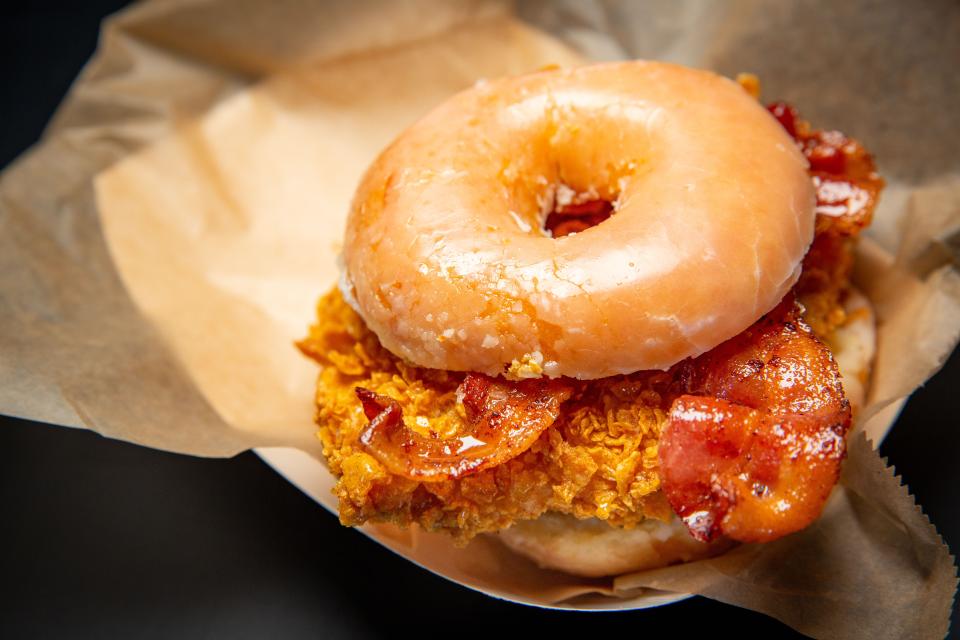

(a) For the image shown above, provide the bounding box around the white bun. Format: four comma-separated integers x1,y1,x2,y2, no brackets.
497,289,876,577
831,288,876,413
498,512,730,578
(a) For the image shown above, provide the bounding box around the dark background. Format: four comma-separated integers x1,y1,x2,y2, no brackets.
1,2,956,638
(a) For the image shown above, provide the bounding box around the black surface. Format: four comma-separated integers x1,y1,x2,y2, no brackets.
0,3,956,638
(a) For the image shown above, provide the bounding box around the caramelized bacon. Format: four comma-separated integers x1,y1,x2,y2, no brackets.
768,101,883,335
659,300,851,543
769,101,883,237
356,374,572,482
807,130,882,237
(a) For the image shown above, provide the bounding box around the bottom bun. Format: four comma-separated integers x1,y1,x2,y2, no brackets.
498,512,731,578
497,289,876,578
830,288,876,414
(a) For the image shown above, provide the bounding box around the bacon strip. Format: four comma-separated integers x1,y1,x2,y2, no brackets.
659,300,851,543
356,374,572,482
769,101,883,237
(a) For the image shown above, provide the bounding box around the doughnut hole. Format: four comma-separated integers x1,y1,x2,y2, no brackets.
543,192,614,238
494,94,656,240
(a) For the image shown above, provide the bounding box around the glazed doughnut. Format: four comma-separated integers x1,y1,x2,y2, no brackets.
498,513,730,578
342,61,816,379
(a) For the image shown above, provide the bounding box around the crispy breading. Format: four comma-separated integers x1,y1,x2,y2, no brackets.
298,290,676,543
299,277,849,543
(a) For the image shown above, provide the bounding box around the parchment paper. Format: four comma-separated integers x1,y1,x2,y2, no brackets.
1,0,958,637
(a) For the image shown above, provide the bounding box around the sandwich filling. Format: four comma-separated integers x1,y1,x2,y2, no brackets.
298,100,882,545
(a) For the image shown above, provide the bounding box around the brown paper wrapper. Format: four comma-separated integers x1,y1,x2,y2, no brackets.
1,0,957,636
